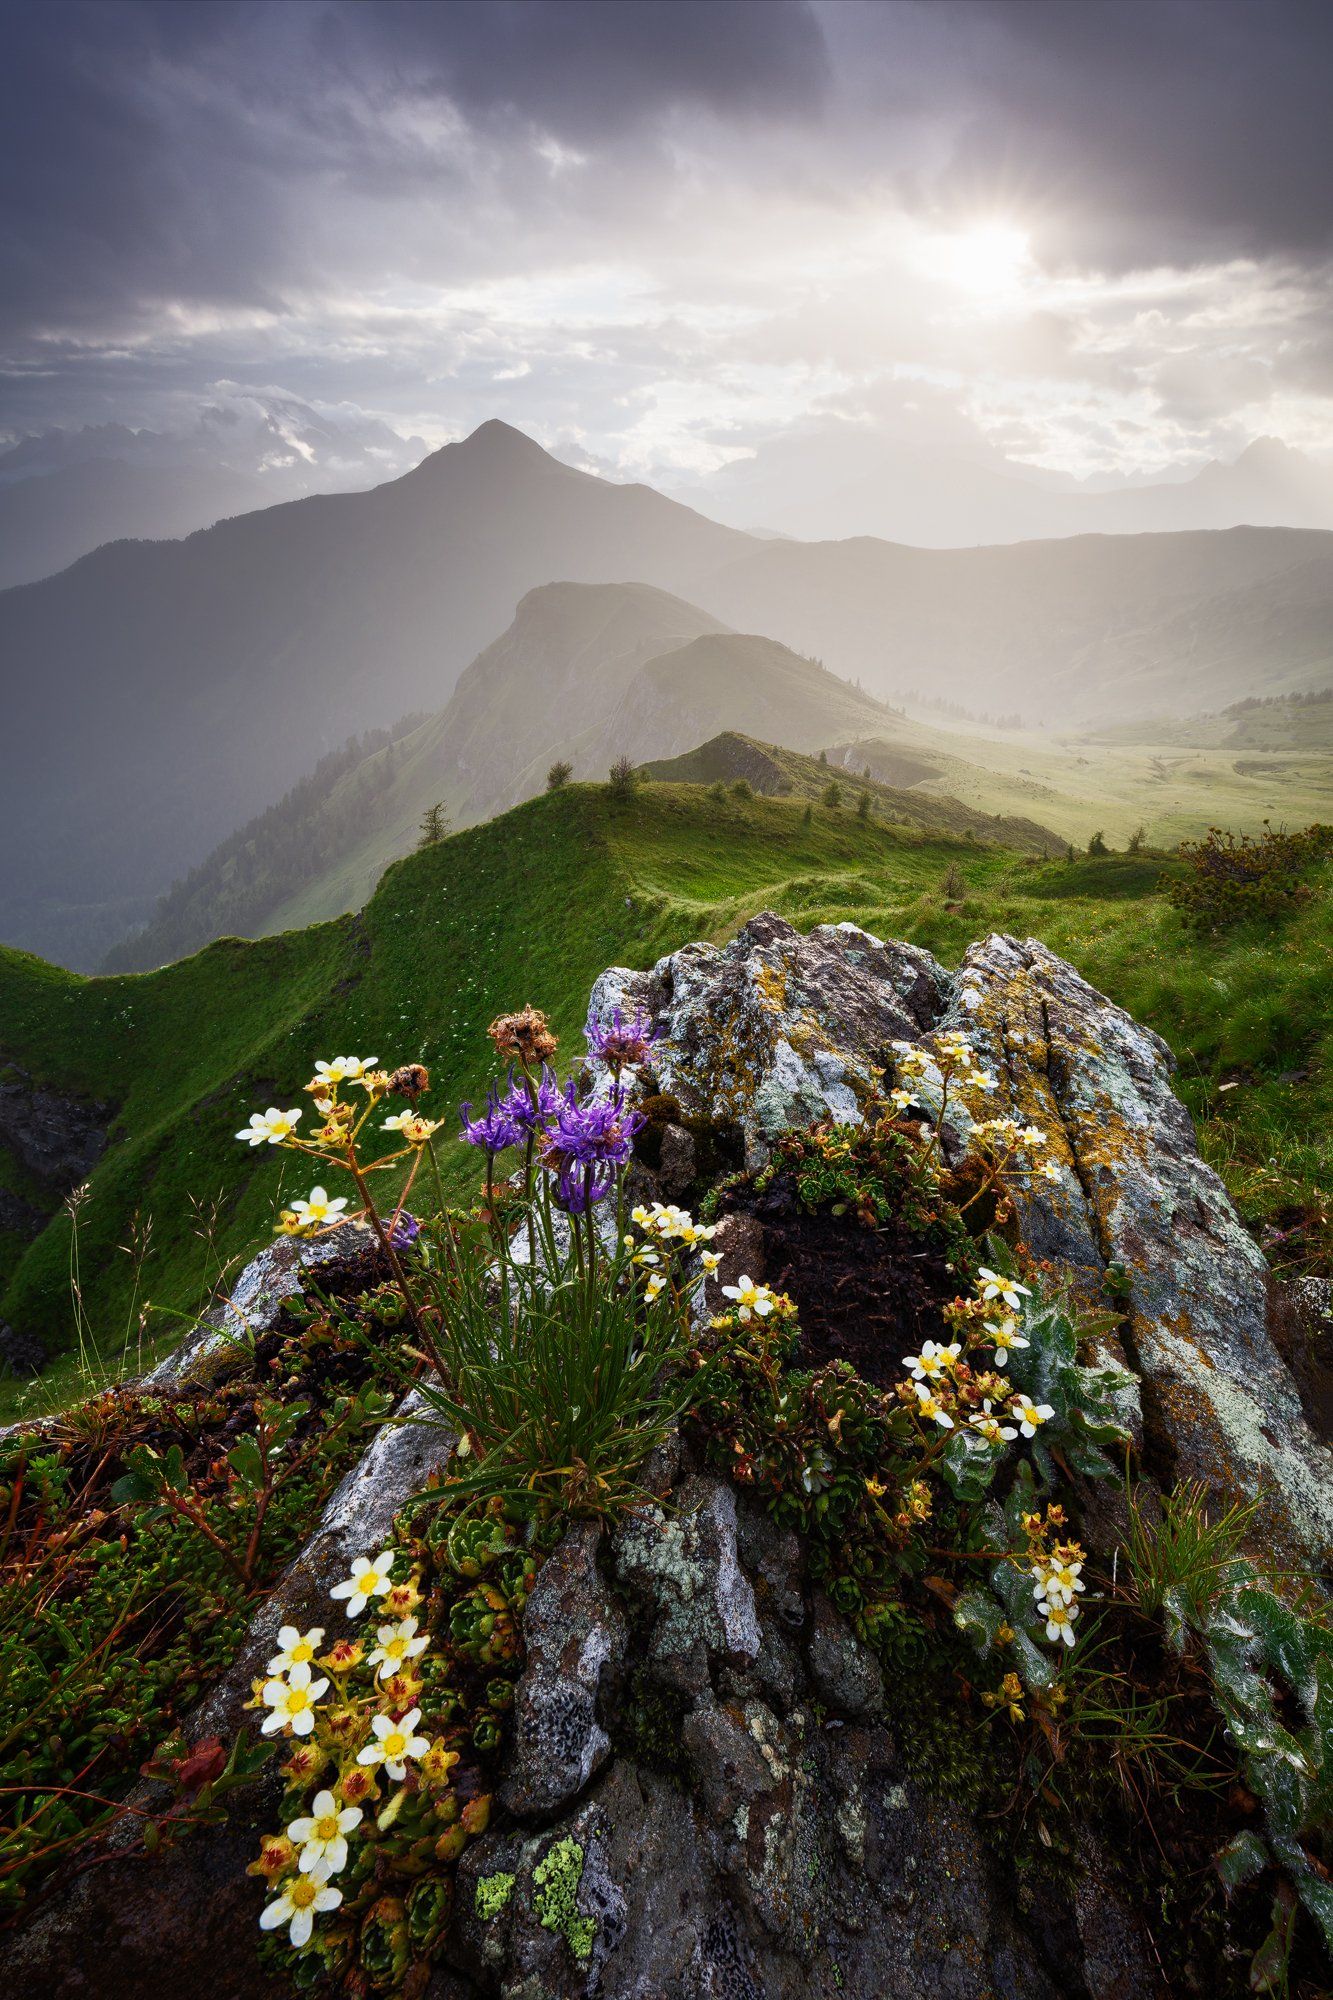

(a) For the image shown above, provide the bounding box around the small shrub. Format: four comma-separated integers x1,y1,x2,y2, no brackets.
822,781,842,809
417,803,450,849
607,756,637,800
545,760,573,792
857,790,871,819
1087,830,1108,856
731,778,753,801
1169,821,1332,929
1127,825,1146,853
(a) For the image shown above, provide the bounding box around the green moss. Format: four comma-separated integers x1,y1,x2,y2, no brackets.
474,1871,516,1921
533,1836,596,1962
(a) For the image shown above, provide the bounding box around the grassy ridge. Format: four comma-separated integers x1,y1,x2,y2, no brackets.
2,781,1329,1414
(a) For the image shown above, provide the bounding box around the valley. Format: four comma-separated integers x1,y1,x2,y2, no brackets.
6,421,1333,971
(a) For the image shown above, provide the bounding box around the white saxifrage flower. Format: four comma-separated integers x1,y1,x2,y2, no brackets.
289,1187,348,1229
1038,1596,1079,1647
901,1339,960,1381
356,1707,430,1782
985,1316,1030,1358
1010,1393,1055,1439
236,1107,303,1147
721,1276,776,1321
1039,1554,1086,1605
976,1267,1032,1314
913,1383,955,1429
267,1625,325,1677
260,1861,342,1948
287,1789,363,1876
330,1550,396,1618
367,1616,429,1683
261,1662,329,1736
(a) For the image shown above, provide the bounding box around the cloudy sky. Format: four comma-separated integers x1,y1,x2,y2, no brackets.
5,0,1333,501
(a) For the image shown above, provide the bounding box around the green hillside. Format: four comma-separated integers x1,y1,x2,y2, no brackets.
641,732,1066,854
4,777,1331,1418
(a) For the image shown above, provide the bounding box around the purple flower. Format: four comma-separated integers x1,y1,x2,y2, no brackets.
546,1080,643,1169
498,1065,561,1135
554,1162,616,1214
459,1087,523,1155
585,1003,660,1072
390,1212,421,1249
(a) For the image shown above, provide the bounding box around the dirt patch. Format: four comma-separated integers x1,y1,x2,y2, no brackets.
722,1179,964,1387
1267,1274,1333,1446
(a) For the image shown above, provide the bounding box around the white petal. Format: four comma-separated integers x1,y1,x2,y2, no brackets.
260,1899,291,1931
290,1908,313,1949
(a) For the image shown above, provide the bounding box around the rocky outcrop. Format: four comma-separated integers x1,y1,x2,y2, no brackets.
449,1465,1158,2000
145,1221,380,1393
0,1067,114,1372
588,910,948,1167
592,913,1333,1581
0,1068,112,1191
10,911,1329,1997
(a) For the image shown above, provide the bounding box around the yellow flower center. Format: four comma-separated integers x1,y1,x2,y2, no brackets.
364,1571,384,1593
383,1731,407,1758
313,1813,340,1842
386,1637,407,1659
287,1689,311,1714
292,1642,313,1663
289,1877,318,1911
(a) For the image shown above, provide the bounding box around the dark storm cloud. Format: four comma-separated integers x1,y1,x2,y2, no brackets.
0,0,827,346
336,0,829,135
927,0,1333,269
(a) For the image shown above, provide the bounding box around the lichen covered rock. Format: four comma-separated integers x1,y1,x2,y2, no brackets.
588,911,948,1166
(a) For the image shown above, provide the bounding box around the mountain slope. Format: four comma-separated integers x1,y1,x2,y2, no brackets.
0,423,751,968
1,779,1040,1364
105,584,902,968
0,458,272,592
639,733,1066,855
6,776,1331,1414
696,524,1333,720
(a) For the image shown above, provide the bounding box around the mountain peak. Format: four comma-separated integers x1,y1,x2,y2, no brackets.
456,418,555,462
403,418,563,487
1233,435,1306,471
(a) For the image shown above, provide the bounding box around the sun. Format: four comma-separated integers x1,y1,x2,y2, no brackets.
932,222,1032,299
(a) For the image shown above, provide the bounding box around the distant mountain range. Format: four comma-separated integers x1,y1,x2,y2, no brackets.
5,419,1333,969
677,434,1333,547
0,398,428,590
0,424,750,966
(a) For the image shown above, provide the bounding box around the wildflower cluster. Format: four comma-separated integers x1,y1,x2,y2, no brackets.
627,1200,720,1303
1017,1503,1086,1647
251,1552,454,1955
244,1500,553,1989
896,1266,1054,1472
455,1007,653,1218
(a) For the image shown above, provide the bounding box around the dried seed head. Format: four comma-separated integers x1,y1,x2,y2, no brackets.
488,1003,558,1065
388,1063,431,1100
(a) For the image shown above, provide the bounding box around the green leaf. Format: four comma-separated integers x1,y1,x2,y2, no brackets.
226,1438,263,1489
941,1427,1001,1503
1215,1830,1269,1894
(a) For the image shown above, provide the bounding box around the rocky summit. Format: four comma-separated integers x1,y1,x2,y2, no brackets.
5,915,1331,2000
